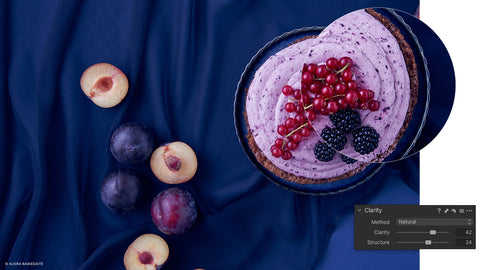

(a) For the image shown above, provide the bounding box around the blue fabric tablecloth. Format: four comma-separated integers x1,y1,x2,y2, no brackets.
1,1,419,269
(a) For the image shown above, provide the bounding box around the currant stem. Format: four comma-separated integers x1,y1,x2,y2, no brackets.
335,63,350,74
289,97,300,103
325,94,345,101
286,122,308,138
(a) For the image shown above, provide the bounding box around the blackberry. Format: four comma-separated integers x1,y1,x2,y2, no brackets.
321,127,347,151
352,126,380,155
340,154,357,164
329,108,361,134
314,142,336,162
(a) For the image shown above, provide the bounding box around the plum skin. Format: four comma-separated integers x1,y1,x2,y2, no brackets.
110,122,155,165
151,188,197,235
100,168,143,214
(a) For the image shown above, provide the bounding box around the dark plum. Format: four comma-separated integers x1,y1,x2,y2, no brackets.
110,122,155,165
151,188,197,235
100,168,143,214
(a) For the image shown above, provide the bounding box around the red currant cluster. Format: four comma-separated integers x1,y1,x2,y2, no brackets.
270,56,381,160
301,57,380,113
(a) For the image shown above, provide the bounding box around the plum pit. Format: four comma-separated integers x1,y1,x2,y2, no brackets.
165,156,182,171
94,76,113,92
138,251,154,265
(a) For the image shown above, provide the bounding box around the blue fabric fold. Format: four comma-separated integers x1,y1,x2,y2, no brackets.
1,1,419,269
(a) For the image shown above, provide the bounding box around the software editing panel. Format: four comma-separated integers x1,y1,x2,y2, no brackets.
354,205,475,250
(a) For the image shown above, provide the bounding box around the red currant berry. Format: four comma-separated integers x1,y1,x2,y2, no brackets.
358,89,370,101
369,100,380,111
313,97,326,110
349,100,359,109
319,108,330,115
315,64,329,78
275,138,284,147
282,149,293,160
286,141,298,151
295,113,305,124
282,85,293,96
326,100,339,114
325,73,337,85
345,90,359,105
310,82,321,94
326,57,339,70
302,63,308,73
293,89,302,100
341,69,353,82
305,110,316,121
296,104,303,113
285,102,296,113
339,56,354,69
336,97,348,110
271,145,283,158
300,127,311,137
358,101,369,110
285,118,297,129
302,72,313,84
367,89,375,100
321,85,334,98
306,63,317,74
334,83,347,94
301,82,309,92
347,80,358,90
291,133,302,143
277,125,288,136
301,94,310,106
